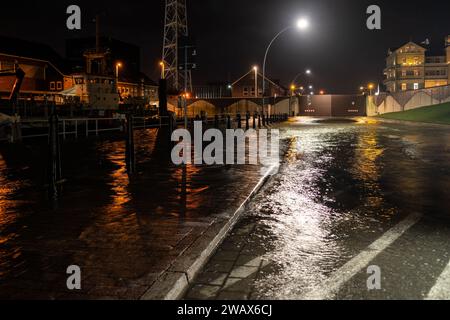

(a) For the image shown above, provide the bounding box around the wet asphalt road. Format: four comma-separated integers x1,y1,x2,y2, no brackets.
185,117,450,300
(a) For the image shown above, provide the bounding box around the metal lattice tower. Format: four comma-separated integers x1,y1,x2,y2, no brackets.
162,0,192,92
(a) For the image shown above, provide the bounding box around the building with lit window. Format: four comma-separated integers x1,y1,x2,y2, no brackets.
0,36,73,100
384,36,450,92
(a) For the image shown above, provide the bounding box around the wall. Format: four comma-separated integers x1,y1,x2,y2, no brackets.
372,84,450,115
298,95,366,117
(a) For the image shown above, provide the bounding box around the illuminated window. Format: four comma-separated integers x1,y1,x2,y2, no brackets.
401,83,407,91
56,82,63,90
413,83,419,90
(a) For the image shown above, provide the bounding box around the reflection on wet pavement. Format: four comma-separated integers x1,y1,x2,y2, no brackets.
186,118,450,300
0,128,267,299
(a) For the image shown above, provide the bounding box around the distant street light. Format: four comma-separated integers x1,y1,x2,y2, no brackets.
291,69,312,90
368,83,375,96
262,18,310,120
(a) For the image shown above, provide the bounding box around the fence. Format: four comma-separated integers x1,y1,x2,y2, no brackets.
16,116,166,140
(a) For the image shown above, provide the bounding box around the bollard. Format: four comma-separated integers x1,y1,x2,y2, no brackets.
245,112,250,131
48,106,61,200
258,114,261,128
227,115,231,129
126,112,136,174
262,114,266,126
253,113,257,129
237,114,242,129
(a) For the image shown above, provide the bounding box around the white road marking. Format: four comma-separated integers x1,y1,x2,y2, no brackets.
299,212,423,300
426,261,450,300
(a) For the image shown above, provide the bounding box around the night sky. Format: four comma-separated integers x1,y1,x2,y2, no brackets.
1,0,450,93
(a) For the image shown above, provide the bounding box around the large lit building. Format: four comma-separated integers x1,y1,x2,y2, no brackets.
0,36,72,100
384,36,450,92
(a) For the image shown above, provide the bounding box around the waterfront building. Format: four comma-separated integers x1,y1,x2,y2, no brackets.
384,36,450,92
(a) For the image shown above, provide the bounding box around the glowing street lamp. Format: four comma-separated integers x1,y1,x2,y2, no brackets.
368,83,375,96
262,17,310,120
160,61,165,79
291,69,312,88
297,18,310,30
115,62,122,94
115,62,122,80
253,66,258,97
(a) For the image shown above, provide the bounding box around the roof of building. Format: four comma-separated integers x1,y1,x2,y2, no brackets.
0,35,69,73
388,38,449,57
232,69,287,90
120,72,158,87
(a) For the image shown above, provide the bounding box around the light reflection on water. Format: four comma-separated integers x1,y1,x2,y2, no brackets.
246,119,450,299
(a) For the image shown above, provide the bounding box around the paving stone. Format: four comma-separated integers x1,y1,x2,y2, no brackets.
229,266,259,279
223,277,255,293
195,273,228,286
235,255,263,267
204,260,235,273
185,284,221,300
217,291,249,300
212,250,241,262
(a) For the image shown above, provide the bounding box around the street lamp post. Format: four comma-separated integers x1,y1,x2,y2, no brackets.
115,62,122,93
254,66,258,98
289,85,296,116
261,18,309,122
160,61,165,80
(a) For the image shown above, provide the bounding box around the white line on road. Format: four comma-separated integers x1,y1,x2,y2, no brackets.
426,260,450,300
299,212,423,300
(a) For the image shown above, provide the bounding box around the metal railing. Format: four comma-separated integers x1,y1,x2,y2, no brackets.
18,116,168,140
